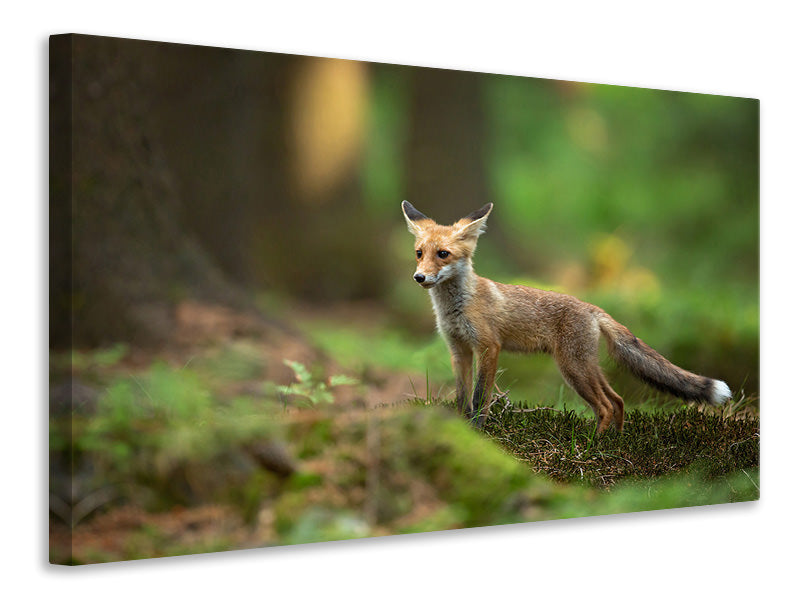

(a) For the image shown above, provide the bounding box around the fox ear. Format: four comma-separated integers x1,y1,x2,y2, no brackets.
455,203,493,240
402,201,432,235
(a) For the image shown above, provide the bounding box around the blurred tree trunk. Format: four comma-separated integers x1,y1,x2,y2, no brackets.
151,49,388,301
149,44,295,288
405,67,492,222
52,35,393,351
49,36,72,348
51,35,244,348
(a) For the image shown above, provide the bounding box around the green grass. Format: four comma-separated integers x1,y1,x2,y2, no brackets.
298,318,453,382
482,400,759,490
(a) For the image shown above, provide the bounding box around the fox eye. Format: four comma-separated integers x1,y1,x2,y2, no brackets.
416,249,422,259
437,250,450,259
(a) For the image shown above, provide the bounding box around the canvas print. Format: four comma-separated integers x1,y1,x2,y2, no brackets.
49,34,759,565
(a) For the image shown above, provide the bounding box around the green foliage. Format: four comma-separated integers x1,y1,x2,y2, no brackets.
50,343,129,381
282,508,371,545
267,359,359,406
193,341,265,384
77,362,283,509
299,320,454,385
483,77,757,287
76,343,130,369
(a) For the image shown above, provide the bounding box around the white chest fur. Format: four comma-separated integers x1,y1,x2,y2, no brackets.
428,264,477,344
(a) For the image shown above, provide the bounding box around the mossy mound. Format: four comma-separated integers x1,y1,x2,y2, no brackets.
484,401,759,488
275,405,560,543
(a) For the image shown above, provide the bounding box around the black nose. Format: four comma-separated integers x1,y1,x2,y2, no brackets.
413,273,425,283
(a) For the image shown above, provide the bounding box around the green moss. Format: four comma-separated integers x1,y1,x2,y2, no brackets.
282,508,371,545
396,410,534,526
274,406,561,538
71,363,286,511
484,403,759,488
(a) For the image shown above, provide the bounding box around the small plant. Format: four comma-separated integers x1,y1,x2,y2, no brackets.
72,343,129,370
270,360,358,407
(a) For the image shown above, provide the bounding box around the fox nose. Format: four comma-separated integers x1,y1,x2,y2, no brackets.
413,273,426,283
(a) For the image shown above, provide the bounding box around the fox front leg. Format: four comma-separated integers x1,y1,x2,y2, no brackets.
470,343,500,429
449,341,474,415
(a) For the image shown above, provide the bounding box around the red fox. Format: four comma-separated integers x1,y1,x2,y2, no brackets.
402,201,731,432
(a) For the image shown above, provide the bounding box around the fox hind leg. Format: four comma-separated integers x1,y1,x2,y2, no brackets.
555,348,617,433
599,375,625,431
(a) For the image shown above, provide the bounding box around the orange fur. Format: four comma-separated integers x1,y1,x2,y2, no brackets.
402,201,731,432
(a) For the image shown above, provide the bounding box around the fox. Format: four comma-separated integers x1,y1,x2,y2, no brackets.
401,200,731,432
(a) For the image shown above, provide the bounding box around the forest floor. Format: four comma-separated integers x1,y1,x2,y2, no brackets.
49,300,759,565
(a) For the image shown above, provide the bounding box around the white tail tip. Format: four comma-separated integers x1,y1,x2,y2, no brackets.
710,379,732,405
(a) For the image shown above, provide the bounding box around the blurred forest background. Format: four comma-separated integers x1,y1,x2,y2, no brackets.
49,35,758,563
51,34,758,394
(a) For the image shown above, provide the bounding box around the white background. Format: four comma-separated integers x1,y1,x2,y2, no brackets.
4,1,797,598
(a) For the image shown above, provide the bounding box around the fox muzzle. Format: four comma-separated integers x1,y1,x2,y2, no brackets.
413,272,436,288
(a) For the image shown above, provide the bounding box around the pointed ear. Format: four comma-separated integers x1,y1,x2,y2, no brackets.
454,203,493,240
401,201,433,236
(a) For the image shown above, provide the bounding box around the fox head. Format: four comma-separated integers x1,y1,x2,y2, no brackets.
401,201,493,289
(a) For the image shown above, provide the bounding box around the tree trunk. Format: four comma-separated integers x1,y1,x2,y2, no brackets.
50,35,243,348
406,67,492,222
148,46,387,300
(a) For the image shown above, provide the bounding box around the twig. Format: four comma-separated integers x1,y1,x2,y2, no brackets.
741,468,760,492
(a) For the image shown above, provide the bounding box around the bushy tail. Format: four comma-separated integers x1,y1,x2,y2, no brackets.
597,313,731,405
